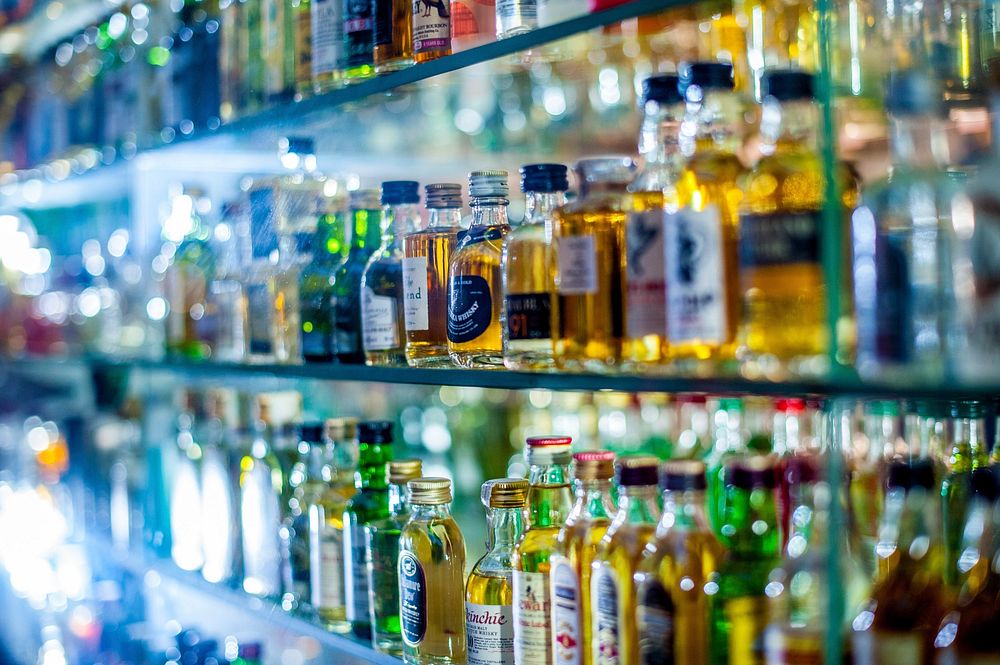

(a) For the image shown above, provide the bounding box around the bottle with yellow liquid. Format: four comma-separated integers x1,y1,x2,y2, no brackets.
466,478,530,665
513,436,574,665
549,451,618,665
635,460,721,665
590,456,661,665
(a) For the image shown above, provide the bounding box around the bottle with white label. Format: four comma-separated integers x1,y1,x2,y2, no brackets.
553,156,636,371
467,478,530,665
362,181,423,366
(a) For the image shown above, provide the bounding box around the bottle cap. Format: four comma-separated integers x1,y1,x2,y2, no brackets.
297,421,325,444
774,398,806,414
679,61,735,98
425,183,463,209
469,170,509,198
950,400,983,418
280,136,314,156
616,455,660,486
727,455,778,489
349,189,381,209
971,467,999,502
381,180,420,205
761,69,815,102
573,156,636,185
661,460,707,491
886,459,936,491
408,477,453,505
325,417,358,440
520,163,569,193
572,450,616,481
525,435,573,465
885,70,941,116
482,478,530,508
358,420,394,444
642,73,683,105
389,458,423,484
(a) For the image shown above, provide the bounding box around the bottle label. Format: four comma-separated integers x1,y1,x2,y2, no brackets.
549,555,581,665
466,602,515,665
412,0,451,53
665,206,727,344
505,293,552,341
448,274,493,343
403,256,430,332
344,0,374,67
362,287,400,351
626,208,668,338
496,0,536,19
312,0,344,77
592,567,620,665
399,551,427,646
557,236,598,295
296,8,313,85
738,212,820,267
513,570,552,665
344,522,370,621
636,580,674,665
852,630,924,665
373,0,392,46
763,626,823,665
724,596,768,665
315,530,344,609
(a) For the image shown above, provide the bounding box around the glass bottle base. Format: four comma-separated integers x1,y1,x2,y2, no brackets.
317,613,352,634
503,352,556,372
375,56,414,73
737,350,830,380
365,350,408,366
344,64,375,83
403,653,463,665
450,350,506,369
352,622,372,640
373,634,404,657
406,350,455,368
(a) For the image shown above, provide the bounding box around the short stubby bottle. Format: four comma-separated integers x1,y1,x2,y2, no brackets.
466,478,530,665
448,171,511,368
343,0,375,81
362,181,423,366
553,157,635,372
502,163,569,371
412,0,452,63
399,477,467,665
496,0,535,38
332,190,383,363
373,0,413,73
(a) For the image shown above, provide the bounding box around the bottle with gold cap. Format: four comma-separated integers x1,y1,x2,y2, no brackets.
467,478,530,665
366,458,423,655
549,451,618,665
590,456,661,665
399,477,467,665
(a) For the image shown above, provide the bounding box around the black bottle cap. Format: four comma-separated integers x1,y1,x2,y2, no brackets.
886,459,936,491
381,180,420,205
642,73,683,105
358,420,394,444
972,467,1000,501
616,455,660,486
728,455,778,490
661,460,707,491
679,61,735,98
884,70,941,116
761,69,815,102
238,643,262,660
281,136,314,155
297,421,325,444
520,163,569,193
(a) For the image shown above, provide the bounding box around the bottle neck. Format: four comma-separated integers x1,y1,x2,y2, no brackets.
638,100,683,167
681,89,742,157
615,484,660,525
350,207,382,251
660,488,710,530
954,416,987,465
760,99,819,156
486,505,526,552
388,481,411,516
574,478,615,520
522,191,566,227
890,115,950,169
889,487,942,572
786,480,828,556
382,203,421,250
355,442,390,491
427,207,463,229
527,460,573,527
722,485,779,557
469,196,510,229
411,503,453,520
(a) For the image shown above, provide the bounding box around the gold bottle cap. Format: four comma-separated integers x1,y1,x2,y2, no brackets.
481,478,529,509
572,451,616,481
408,477,453,505
389,459,423,484
325,417,358,441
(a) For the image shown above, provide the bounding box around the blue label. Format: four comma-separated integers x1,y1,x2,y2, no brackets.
448,275,493,343
399,551,426,646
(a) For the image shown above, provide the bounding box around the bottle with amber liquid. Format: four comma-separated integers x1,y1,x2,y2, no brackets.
399,477,467,665
373,0,413,72
941,401,989,591
635,460,721,665
466,478,530,665
404,183,462,367
553,157,635,372
412,0,451,62
590,456,661,665
549,451,617,665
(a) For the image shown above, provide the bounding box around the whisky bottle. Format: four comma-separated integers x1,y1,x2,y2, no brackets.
550,451,617,665
285,422,328,609
553,157,635,372
310,417,358,632
373,0,413,73
311,0,344,92
513,436,574,665
333,190,383,363
342,421,395,639
704,397,746,535
666,62,744,370
164,186,215,360
362,181,422,366
399,477,467,665
448,171,511,368
467,478,530,665
294,0,312,97
941,401,988,590
343,0,375,81
367,458,423,655
849,400,899,577
625,74,683,368
635,460,721,665
261,0,295,101
301,188,347,362
590,456,661,665
412,0,451,63
404,183,462,367
502,163,568,371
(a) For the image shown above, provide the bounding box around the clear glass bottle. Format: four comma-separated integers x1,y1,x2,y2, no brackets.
200,389,239,585
625,74,683,369
343,0,375,81
513,436,574,665
590,456,661,665
404,183,463,367
399,477,467,665
448,171,511,368
549,451,617,665
311,0,345,92
367,458,423,656
373,0,413,73
241,397,286,598
412,0,451,63
245,181,280,363
363,181,422,366
301,186,347,362
502,163,568,371
495,0,535,38
941,401,988,590
849,400,900,578
164,186,215,360
285,422,327,608
207,201,248,363
170,391,206,572
466,478,529,665
294,0,313,98
553,157,635,372
333,189,383,363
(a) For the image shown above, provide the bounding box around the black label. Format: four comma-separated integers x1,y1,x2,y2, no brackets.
344,0,374,67
637,581,675,665
505,293,551,341
448,275,493,343
399,551,426,646
873,231,911,362
739,212,821,267
373,0,392,46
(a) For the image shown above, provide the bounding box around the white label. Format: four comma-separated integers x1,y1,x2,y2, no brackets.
852,630,923,665
311,0,344,77
467,602,515,665
513,570,553,665
664,206,726,344
317,530,344,608
557,236,598,295
591,566,619,665
549,555,581,665
362,288,400,351
626,208,667,338
403,256,430,332
412,0,450,54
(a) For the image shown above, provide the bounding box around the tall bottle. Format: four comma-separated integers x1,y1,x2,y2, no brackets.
362,181,422,366
241,397,286,598
404,183,462,367
373,0,413,73
466,478,530,665
301,186,347,362
200,389,239,585
941,401,988,590
170,391,206,572
553,157,635,371
285,422,328,608
207,201,248,363
367,458,423,656
412,0,451,63
625,74,683,368
502,163,568,371
549,451,617,665
590,456,661,665
342,420,394,638
164,186,215,360
333,190,383,363
311,0,344,92
448,171,511,368
513,436,574,665
848,400,900,577
343,0,375,81
704,397,746,534
635,460,721,665
399,477,467,665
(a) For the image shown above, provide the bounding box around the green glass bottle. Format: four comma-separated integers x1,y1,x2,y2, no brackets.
941,401,988,589
705,398,746,536
301,189,347,362
332,190,383,364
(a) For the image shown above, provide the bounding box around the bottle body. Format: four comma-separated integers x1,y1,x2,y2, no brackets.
362,247,407,365
373,0,414,72
343,0,375,81
449,226,509,368
404,226,458,367
311,0,345,92
333,200,383,363
495,0,535,38
412,0,452,63
310,480,355,631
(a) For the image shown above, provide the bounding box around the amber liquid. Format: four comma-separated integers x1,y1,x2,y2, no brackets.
556,514,613,665
374,0,414,72
310,482,356,632
503,223,556,371
268,268,301,364
404,228,456,367
449,228,509,369
623,189,670,367
466,569,512,606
